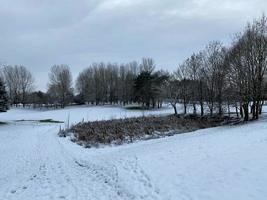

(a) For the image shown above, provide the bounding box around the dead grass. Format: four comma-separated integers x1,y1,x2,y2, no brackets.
38,119,64,123
69,115,235,148
0,121,7,125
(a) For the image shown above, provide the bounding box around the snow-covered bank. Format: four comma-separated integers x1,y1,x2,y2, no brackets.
0,106,267,200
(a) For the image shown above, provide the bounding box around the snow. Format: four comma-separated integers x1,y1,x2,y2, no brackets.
0,105,174,125
0,105,267,200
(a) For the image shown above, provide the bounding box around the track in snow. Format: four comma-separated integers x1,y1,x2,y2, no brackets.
0,122,161,200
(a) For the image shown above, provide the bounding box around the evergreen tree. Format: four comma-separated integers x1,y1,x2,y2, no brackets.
134,71,168,108
134,71,153,108
0,79,8,112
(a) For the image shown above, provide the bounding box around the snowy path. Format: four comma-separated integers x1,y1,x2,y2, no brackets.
0,123,161,200
0,106,267,200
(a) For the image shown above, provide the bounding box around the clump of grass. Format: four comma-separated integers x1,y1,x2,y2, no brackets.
15,119,30,122
38,119,64,123
0,121,7,125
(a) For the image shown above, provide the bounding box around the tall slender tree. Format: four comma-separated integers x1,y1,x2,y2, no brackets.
0,78,8,112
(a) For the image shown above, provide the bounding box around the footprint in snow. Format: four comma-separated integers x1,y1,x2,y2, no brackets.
10,190,16,194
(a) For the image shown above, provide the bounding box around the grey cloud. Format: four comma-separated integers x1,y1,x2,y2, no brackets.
0,0,266,90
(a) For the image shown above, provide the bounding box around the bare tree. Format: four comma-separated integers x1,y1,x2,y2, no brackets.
1,66,17,104
48,65,73,108
175,63,191,114
18,66,34,106
139,58,155,73
1,65,34,106
203,41,226,116
76,61,139,106
0,77,8,112
166,75,180,115
227,15,267,121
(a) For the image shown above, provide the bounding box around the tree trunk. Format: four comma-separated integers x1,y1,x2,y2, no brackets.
184,103,187,115
172,104,177,115
259,101,263,115
240,104,243,118
209,101,213,117
243,103,249,121
218,91,223,116
255,100,260,119
235,105,239,118
199,81,204,117
200,102,204,116
227,100,230,117
251,102,256,119
193,103,197,115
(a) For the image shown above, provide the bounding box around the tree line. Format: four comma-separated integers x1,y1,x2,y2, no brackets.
0,59,168,109
76,58,169,108
0,15,267,121
166,15,267,121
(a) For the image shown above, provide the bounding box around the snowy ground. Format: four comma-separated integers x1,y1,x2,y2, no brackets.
0,105,267,200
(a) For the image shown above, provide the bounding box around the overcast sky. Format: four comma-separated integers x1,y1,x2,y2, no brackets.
0,0,267,91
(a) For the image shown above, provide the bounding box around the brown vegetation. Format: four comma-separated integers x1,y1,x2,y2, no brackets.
68,115,237,148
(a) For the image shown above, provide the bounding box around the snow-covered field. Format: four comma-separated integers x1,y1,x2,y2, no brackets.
0,105,267,200
0,105,174,125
